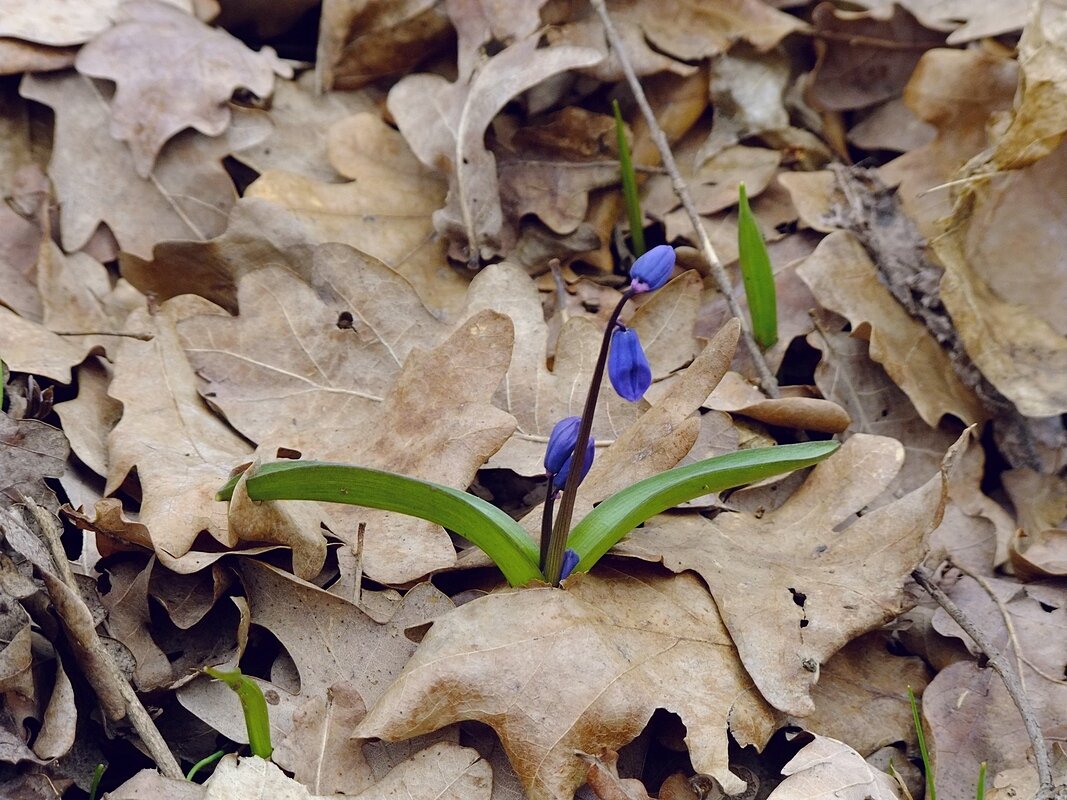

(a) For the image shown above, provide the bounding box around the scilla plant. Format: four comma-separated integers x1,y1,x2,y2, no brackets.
216,247,838,587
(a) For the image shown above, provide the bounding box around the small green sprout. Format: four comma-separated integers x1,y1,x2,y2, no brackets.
88,763,106,800
186,749,226,782
737,182,778,349
910,686,935,800
613,99,645,257
205,667,272,759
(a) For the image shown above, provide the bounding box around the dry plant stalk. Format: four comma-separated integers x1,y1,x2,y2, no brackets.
588,0,780,397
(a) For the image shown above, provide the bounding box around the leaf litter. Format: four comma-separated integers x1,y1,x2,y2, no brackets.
0,0,1066,798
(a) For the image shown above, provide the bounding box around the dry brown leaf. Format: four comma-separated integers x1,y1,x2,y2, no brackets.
581,750,653,800
98,557,172,691
357,564,777,800
106,302,252,560
246,113,469,318
75,0,287,176
766,734,901,800
0,413,68,513
1005,469,1067,579
788,632,930,756
798,230,984,426
847,97,935,154
0,309,91,385
108,769,203,799
807,3,945,113
0,0,192,46
232,72,375,182
315,0,452,91
386,35,602,264
20,71,270,260
852,0,1034,44
926,576,1067,798
705,371,851,433
618,433,953,716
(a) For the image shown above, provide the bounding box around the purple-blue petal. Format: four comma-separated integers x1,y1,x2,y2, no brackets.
629,244,676,293
551,435,595,492
544,416,582,475
560,548,580,580
608,327,652,402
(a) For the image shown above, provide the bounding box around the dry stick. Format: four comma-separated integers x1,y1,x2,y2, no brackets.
23,500,185,780
588,0,780,398
911,565,1054,796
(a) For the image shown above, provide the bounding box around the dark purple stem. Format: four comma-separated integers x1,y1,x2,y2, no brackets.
542,290,633,585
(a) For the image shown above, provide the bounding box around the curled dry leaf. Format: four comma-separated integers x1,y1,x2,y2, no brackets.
356,565,777,800
797,230,984,427
765,735,901,800
705,371,851,433
75,0,288,176
1005,469,1067,578
387,35,602,264
617,432,956,716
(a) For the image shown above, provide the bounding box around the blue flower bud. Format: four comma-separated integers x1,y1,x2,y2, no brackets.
629,244,675,293
544,416,581,475
551,436,595,492
560,548,580,580
608,326,651,402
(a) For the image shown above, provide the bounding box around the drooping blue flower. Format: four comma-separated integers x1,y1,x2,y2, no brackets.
629,244,676,294
560,548,580,580
545,416,595,492
608,326,651,402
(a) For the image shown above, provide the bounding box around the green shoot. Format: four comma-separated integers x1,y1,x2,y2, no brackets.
88,763,106,800
909,686,935,800
737,182,778,348
205,667,272,759
613,99,645,257
216,442,838,586
187,749,227,781
976,762,987,800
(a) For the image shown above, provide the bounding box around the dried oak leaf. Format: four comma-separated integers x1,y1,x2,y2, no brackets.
617,433,953,717
106,301,252,560
0,309,90,385
246,113,470,318
766,735,900,800
704,371,851,434
356,564,778,800
20,71,271,260
386,35,602,265
0,413,68,511
0,0,191,46
75,0,288,176
797,230,984,426
1005,469,1067,579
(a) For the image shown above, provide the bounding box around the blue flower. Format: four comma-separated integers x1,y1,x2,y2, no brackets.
629,244,675,293
560,548,580,580
608,326,651,402
545,417,594,492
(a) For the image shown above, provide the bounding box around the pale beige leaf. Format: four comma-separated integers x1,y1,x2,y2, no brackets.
0,0,191,46
20,71,271,259
798,230,984,426
705,371,851,433
357,565,777,800
618,433,953,716
75,0,287,176
767,735,901,800
0,308,86,384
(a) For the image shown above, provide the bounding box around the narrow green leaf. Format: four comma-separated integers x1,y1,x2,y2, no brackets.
568,441,839,570
88,763,106,800
205,667,273,759
186,749,226,782
976,762,986,800
910,686,936,800
737,182,778,348
613,99,645,257
216,461,542,586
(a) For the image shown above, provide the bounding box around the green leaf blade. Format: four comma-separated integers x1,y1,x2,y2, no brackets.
205,667,273,759
737,182,778,348
614,99,645,257
217,461,542,586
568,441,839,570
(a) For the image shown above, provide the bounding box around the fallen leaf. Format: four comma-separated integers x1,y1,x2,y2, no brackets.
387,34,602,264
580,750,653,800
617,433,952,716
1005,469,1067,579
356,564,778,800
704,371,851,433
0,413,68,510
798,230,984,426
98,557,172,690
0,309,91,385
847,97,935,154
20,71,271,259
766,734,900,800
107,768,202,799
75,0,287,176
0,0,192,46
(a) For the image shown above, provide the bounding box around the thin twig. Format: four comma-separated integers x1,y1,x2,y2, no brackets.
911,565,1054,797
21,499,184,780
588,0,779,397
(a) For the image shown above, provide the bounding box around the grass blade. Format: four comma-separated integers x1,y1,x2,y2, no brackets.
976,762,986,800
567,441,838,570
737,182,778,348
909,686,936,800
205,667,273,759
186,749,226,782
217,461,542,586
613,99,645,257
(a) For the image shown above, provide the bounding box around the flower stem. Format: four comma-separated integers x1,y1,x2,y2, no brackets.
538,487,556,575
542,291,632,585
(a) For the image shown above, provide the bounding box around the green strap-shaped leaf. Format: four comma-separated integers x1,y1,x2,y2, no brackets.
217,461,542,586
737,182,778,348
568,441,839,570
205,667,273,759
613,99,645,257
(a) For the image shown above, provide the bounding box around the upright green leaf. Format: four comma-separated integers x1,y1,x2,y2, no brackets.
737,182,778,348
910,686,936,800
568,441,838,570
205,667,273,759
613,99,645,257
217,461,542,586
